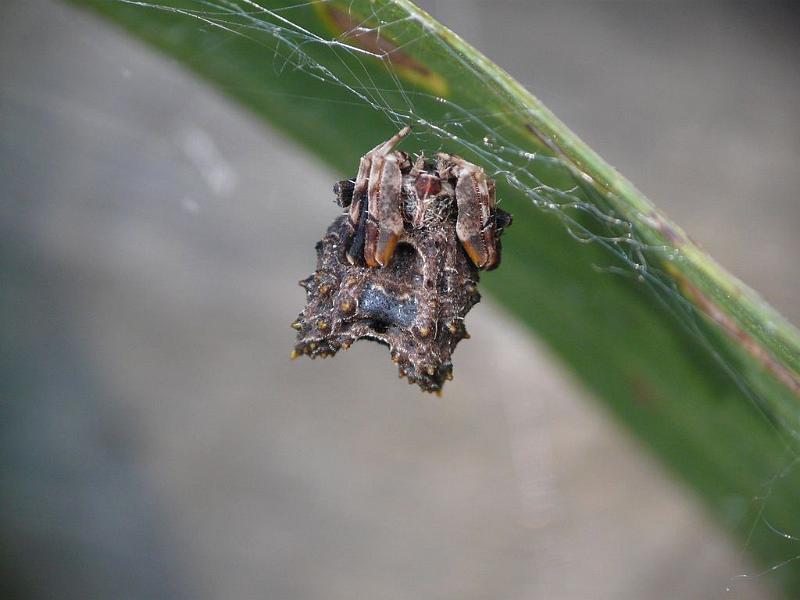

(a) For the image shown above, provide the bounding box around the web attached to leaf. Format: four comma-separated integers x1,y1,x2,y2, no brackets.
113,0,800,591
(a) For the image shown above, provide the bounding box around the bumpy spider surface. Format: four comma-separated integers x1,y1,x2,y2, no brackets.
291,127,512,392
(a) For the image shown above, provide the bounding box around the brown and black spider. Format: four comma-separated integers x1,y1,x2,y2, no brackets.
292,128,512,393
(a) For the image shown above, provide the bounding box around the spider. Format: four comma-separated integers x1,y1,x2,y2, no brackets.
291,128,512,392
334,126,511,271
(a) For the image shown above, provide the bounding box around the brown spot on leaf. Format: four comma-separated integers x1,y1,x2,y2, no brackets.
669,266,800,398
628,373,662,409
640,210,688,246
315,3,448,96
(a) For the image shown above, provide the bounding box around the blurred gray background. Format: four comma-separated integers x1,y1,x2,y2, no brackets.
1,1,798,599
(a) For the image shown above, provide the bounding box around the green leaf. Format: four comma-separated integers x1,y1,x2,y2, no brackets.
68,0,800,592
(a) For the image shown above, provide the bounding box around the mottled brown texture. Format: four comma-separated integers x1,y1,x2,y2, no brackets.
292,150,511,392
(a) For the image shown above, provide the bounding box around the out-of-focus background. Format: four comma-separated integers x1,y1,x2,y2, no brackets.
1,1,798,599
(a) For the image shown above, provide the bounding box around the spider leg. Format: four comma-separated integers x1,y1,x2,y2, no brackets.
440,155,499,270
345,153,374,264
346,126,410,266
370,125,412,157
364,152,404,267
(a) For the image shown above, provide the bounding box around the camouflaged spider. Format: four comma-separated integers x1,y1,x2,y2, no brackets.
334,126,511,271
292,127,512,392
